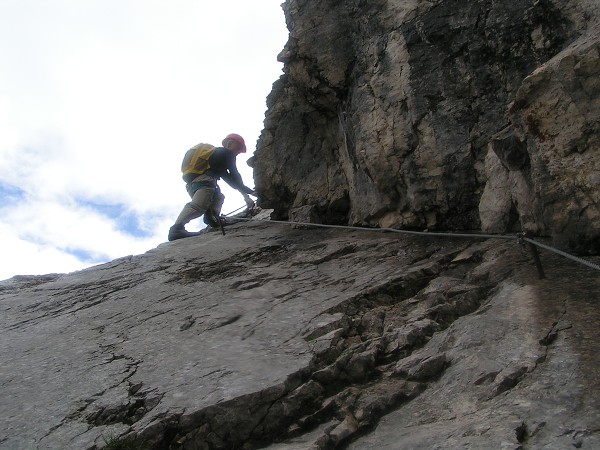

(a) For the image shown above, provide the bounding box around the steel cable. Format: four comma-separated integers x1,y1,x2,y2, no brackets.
221,209,600,273
522,237,600,271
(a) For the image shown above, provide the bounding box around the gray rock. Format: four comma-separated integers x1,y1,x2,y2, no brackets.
2,218,599,449
3,0,600,448
250,0,600,253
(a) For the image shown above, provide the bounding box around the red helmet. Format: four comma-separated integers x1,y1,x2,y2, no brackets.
222,133,247,153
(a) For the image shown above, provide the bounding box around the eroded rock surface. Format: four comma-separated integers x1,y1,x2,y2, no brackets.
1,218,599,449
251,0,600,253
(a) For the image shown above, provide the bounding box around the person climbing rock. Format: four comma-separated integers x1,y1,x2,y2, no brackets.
168,133,256,241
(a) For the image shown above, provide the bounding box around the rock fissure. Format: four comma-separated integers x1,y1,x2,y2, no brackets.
127,240,509,448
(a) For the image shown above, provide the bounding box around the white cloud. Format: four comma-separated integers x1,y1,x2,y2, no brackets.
0,0,288,281
0,226,92,278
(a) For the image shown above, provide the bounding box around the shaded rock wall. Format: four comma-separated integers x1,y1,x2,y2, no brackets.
251,0,600,253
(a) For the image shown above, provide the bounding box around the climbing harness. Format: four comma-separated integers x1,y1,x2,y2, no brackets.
220,208,600,278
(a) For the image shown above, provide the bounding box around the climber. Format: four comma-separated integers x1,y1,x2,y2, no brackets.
168,133,256,241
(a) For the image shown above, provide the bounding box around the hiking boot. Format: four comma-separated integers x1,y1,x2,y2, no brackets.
203,211,221,228
168,224,200,241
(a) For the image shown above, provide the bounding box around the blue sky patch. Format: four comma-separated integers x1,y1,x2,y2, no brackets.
19,232,110,265
0,182,27,208
64,247,109,264
80,200,154,238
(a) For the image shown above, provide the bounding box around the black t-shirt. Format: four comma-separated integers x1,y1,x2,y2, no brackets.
206,147,253,194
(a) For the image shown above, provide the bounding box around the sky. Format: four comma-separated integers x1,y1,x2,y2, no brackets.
0,0,289,281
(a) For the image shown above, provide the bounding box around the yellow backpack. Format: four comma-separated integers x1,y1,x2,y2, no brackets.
181,143,216,179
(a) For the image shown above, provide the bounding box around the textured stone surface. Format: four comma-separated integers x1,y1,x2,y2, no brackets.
1,217,599,449
250,0,600,253
3,1,600,448
507,35,600,253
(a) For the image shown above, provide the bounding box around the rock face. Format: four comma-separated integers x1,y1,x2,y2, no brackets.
1,218,600,449
250,0,600,254
3,2,600,449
